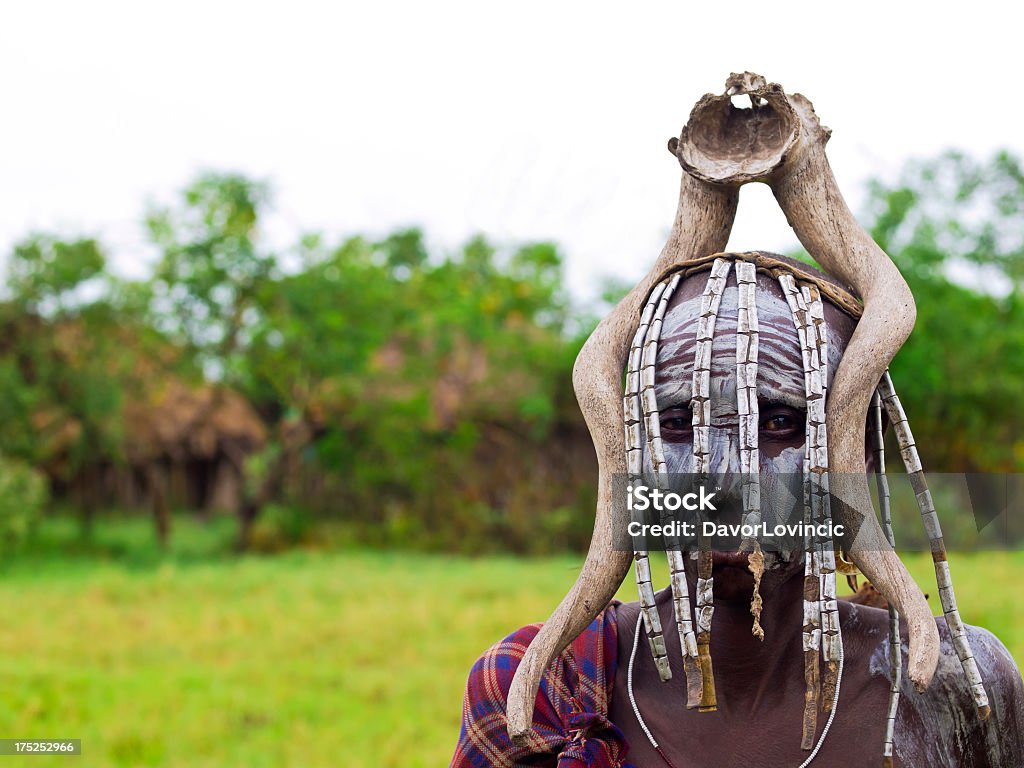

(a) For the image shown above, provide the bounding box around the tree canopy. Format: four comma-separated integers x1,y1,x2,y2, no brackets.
865,150,1024,471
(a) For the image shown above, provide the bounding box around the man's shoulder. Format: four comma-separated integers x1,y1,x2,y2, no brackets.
852,607,1024,767
458,622,546,726
458,601,623,719
464,602,621,681
952,623,1020,681
935,621,1023,720
451,605,627,768
914,620,1023,766
843,599,1022,694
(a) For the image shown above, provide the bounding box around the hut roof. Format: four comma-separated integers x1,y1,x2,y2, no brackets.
124,382,267,462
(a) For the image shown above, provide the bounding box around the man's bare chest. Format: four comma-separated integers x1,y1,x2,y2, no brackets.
608,682,893,768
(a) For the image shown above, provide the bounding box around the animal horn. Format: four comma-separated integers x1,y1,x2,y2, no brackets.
505,172,738,743
679,72,938,690
508,72,941,742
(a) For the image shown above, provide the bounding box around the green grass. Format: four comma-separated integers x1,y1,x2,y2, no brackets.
0,515,1021,767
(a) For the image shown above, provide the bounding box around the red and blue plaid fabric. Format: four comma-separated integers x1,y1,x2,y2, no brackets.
451,602,635,767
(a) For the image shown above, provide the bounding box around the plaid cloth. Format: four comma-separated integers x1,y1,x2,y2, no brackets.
451,602,635,767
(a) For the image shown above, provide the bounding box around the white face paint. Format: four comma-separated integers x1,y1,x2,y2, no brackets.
644,268,854,563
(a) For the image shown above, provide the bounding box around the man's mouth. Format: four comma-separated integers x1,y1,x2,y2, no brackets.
711,551,750,570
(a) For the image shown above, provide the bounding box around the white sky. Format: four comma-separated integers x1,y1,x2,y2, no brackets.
1,1,1021,302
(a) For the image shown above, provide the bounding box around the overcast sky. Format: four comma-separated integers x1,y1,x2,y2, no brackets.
2,1,1020,301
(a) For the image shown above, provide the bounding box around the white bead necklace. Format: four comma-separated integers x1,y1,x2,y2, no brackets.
627,611,844,768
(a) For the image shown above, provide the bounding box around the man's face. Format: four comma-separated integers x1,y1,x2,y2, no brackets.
649,268,856,596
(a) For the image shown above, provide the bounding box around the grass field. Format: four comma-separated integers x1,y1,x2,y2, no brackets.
1,515,1022,767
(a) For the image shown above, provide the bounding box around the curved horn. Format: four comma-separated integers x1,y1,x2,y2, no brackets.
505,172,738,742
678,72,939,690
509,72,940,742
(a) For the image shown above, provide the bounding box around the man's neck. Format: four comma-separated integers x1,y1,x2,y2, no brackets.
686,566,806,713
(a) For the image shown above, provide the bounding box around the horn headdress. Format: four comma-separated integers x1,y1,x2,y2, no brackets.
506,74,988,757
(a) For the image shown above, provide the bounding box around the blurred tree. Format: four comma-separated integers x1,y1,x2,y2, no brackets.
146,173,286,546
145,173,582,549
237,232,397,547
147,172,276,382
863,150,1024,471
0,235,133,532
6,235,105,314
242,226,585,552
0,455,48,554
867,150,1024,291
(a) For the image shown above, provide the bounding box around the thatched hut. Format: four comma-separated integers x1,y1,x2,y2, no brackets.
121,381,267,514
47,380,266,523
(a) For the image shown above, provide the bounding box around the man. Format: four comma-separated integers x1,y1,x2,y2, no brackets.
451,75,1024,766
451,256,1023,767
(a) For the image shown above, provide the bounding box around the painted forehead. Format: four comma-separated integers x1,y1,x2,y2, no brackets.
654,270,849,409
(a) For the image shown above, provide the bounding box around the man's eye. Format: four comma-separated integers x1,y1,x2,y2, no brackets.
659,408,692,441
763,415,792,431
759,407,805,438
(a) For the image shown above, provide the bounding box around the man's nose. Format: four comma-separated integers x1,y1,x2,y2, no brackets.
707,425,741,476
704,425,744,522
